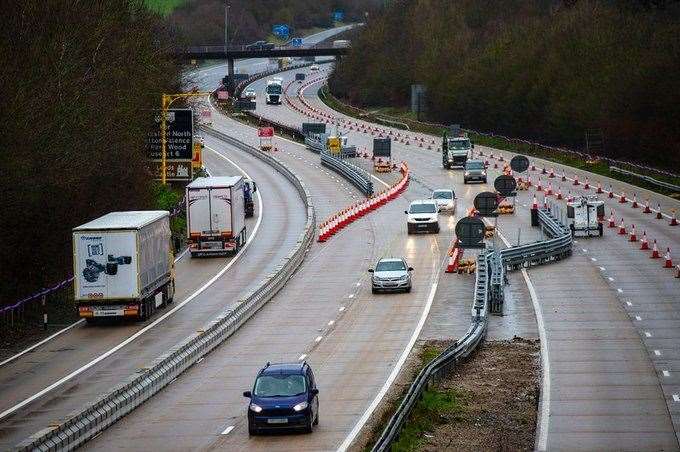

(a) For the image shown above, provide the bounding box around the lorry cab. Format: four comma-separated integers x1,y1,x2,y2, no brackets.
244,179,257,218
443,136,473,169
265,80,283,104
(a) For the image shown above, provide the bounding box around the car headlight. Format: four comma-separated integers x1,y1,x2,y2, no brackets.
293,401,308,412
482,170,487,176
464,171,470,176
399,275,409,280
249,403,263,413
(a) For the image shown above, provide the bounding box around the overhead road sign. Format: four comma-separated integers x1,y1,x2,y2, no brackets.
373,138,392,157
147,108,193,160
235,99,256,111
258,127,274,137
302,123,326,135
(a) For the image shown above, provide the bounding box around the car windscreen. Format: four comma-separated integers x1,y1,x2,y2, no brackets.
376,260,406,272
409,203,436,213
266,85,282,94
254,374,306,397
466,161,485,170
449,139,470,149
433,191,453,199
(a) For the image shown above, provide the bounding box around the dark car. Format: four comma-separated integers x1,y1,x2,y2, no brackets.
245,40,267,50
463,159,488,184
243,362,319,435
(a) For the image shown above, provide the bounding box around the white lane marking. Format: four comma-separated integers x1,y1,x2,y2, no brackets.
582,248,588,253
0,246,193,369
590,257,597,262
328,320,335,326
339,306,346,312
608,277,615,282
348,294,354,299
0,319,85,368
0,146,263,422
221,425,235,435
356,282,361,287
315,336,323,343
655,350,661,356
673,394,680,402
617,288,623,293
599,266,606,272
338,248,441,452
635,316,642,321
645,332,652,337
663,370,670,377
626,301,632,306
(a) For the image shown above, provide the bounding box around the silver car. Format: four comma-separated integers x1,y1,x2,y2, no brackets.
369,258,413,294
463,159,487,184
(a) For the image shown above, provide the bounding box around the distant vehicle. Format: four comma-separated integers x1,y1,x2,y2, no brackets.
72,211,175,323
431,189,456,213
265,79,283,104
443,127,473,169
463,159,487,184
405,200,439,234
243,362,319,435
332,39,351,48
369,258,413,293
186,176,247,257
244,179,257,218
244,88,257,99
310,64,319,71
567,196,605,237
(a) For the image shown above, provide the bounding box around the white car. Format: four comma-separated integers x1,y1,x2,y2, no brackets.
310,64,319,71
431,189,456,213
405,200,439,234
244,88,256,99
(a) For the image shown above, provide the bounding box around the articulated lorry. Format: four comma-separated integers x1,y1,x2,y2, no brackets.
442,125,473,169
73,211,175,323
186,176,247,257
265,79,283,104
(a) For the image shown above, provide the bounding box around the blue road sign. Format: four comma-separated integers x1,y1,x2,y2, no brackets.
332,10,344,22
291,37,303,47
273,24,290,38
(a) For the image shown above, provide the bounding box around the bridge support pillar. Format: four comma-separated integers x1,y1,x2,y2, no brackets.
225,57,235,93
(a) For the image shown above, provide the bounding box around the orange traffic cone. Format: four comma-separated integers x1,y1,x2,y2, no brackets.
640,231,649,250
584,178,590,190
643,199,652,214
532,195,538,210
537,177,543,192
671,211,679,226
632,193,639,208
596,182,603,194
651,240,661,258
561,170,567,181
629,225,637,242
619,192,627,203
618,218,626,235
656,203,663,219
549,168,555,178
557,187,563,200
547,182,554,196
573,174,580,186
664,248,673,268
608,184,614,199
608,211,616,228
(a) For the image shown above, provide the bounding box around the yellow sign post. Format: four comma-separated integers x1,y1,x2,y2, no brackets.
192,142,203,169
327,136,341,154
160,90,211,184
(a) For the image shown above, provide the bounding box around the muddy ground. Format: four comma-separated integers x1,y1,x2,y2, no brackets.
355,337,540,451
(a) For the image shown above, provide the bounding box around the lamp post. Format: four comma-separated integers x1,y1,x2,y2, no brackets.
160,91,211,184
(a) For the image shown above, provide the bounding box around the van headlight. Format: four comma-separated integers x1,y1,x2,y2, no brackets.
293,401,308,412
249,403,263,413
464,171,470,176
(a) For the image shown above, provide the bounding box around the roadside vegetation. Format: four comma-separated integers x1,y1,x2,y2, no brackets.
329,0,680,173
166,0,380,45
0,1,182,320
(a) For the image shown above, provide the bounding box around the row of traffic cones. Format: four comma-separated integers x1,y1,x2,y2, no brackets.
317,163,410,242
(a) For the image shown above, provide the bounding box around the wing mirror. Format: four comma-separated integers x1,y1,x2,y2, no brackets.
404,210,409,214
310,388,319,396
408,267,414,271
243,391,252,398
368,269,374,273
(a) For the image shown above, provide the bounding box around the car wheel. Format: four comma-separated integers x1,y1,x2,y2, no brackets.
248,423,257,436
463,179,468,184
372,287,378,294
483,178,488,184
433,225,440,234
304,415,313,433
405,286,412,293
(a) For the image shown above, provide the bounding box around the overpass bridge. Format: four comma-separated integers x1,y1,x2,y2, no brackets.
178,45,348,91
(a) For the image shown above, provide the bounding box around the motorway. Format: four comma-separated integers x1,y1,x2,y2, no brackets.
81,70,539,450
260,65,680,450
3,29,679,451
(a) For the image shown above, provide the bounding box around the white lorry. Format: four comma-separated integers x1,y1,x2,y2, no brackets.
442,125,473,169
72,211,175,323
333,39,351,48
265,79,283,104
186,176,247,257
567,196,605,237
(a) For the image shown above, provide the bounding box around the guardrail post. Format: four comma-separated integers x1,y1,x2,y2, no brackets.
42,292,47,331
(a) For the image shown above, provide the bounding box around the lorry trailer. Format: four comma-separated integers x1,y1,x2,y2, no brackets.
72,211,175,322
186,176,247,257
